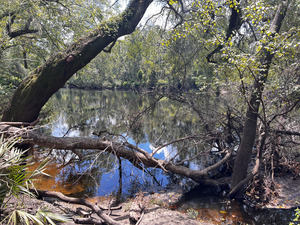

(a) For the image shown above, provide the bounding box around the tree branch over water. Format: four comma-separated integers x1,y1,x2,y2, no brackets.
0,124,231,185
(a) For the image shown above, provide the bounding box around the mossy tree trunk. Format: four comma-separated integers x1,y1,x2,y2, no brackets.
2,0,153,123
230,0,289,198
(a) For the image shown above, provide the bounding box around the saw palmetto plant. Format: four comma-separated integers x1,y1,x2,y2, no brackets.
0,134,70,224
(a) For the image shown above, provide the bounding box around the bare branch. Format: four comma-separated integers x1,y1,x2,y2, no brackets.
31,189,120,225
166,1,184,28
0,124,232,184
272,129,300,136
129,95,163,129
151,135,202,157
6,14,38,39
0,118,40,127
73,217,103,225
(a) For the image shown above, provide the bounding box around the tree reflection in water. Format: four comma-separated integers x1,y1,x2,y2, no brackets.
28,89,297,224
33,88,209,198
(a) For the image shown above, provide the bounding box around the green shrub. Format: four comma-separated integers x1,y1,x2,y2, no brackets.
0,135,70,224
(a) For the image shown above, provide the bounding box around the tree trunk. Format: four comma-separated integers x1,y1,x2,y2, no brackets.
2,0,153,123
230,0,289,198
0,124,231,186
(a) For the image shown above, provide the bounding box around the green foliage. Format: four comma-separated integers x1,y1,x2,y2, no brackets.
0,135,32,203
0,135,70,224
0,134,52,202
290,208,300,225
68,24,209,90
0,0,107,85
5,208,70,225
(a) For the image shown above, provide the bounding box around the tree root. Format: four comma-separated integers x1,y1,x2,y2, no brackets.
31,189,121,225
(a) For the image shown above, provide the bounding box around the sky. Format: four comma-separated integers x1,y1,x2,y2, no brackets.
110,0,167,27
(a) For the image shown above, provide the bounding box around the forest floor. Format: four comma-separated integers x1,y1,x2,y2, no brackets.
265,175,300,209
1,175,299,225
1,188,208,225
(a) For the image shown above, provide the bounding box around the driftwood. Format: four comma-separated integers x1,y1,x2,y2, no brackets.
129,192,146,225
1,124,234,224
31,189,120,225
0,124,232,186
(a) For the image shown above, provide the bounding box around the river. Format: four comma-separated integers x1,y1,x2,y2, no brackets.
29,88,298,224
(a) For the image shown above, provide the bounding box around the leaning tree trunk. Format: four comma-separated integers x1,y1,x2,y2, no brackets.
230,0,289,198
2,0,153,123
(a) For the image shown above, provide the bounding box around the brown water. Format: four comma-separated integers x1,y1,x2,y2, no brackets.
177,194,297,224
32,88,298,224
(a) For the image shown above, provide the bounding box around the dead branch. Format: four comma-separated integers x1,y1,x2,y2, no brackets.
129,96,163,129
31,189,120,225
150,135,201,157
1,124,232,184
202,150,232,174
272,129,300,136
0,118,40,127
73,217,104,224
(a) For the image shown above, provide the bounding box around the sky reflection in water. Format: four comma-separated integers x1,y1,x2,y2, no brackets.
30,89,298,224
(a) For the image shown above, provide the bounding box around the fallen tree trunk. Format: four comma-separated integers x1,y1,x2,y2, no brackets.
0,124,231,185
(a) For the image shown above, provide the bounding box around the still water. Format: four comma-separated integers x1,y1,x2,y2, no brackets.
32,88,205,197
30,88,297,224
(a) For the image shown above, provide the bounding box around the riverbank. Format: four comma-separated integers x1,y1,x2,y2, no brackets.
1,188,209,225
2,175,299,225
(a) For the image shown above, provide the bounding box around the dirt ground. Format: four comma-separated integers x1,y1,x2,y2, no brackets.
1,176,299,225
1,189,210,225
266,175,300,209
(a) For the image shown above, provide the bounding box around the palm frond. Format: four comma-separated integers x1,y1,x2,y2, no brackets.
6,210,44,225
36,208,71,224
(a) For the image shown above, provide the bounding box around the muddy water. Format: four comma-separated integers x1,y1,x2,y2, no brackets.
177,194,297,224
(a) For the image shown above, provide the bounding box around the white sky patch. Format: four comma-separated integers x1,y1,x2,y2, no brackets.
149,144,177,160
141,1,165,26
110,0,166,27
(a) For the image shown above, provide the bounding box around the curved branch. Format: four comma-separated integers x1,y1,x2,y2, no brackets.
103,40,117,53
5,14,38,39
1,124,232,184
166,1,184,28
2,0,154,123
206,1,242,63
31,189,120,225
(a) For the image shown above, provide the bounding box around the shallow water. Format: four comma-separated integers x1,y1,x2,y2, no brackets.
177,193,297,225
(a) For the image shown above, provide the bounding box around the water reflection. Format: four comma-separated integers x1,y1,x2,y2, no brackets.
177,188,298,224
31,88,297,224
34,89,205,198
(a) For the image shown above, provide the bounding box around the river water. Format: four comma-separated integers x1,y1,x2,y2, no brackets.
30,88,298,224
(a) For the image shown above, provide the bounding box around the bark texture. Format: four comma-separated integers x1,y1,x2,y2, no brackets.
32,189,120,225
0,124,231,185
230,0,289,198
2,0,153,123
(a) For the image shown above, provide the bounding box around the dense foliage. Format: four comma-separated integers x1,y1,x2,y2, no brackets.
0,0,106,96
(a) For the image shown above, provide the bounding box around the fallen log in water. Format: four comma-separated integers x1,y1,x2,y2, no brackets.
0,124,232,186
